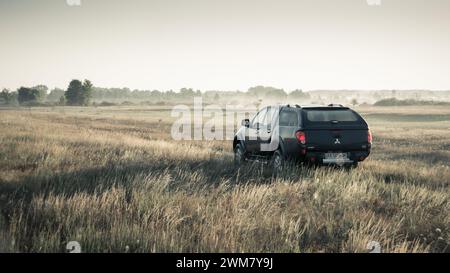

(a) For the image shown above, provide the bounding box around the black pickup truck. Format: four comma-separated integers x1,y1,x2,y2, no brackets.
233,104,372,171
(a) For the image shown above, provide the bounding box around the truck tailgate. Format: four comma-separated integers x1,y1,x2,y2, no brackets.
305,129,368,151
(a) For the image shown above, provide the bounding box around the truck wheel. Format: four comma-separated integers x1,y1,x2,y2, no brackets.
271,150,284,174
234,143,246,167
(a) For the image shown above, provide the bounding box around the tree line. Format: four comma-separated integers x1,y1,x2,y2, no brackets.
0,83,311,106
0,80,93,106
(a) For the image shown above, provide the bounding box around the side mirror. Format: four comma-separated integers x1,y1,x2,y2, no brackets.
241,119,250,128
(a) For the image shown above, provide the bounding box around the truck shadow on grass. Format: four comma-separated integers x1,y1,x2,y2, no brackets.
1,156,445,210
0,158,273,203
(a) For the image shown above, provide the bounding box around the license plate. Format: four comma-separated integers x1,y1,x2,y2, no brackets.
324,153,348,160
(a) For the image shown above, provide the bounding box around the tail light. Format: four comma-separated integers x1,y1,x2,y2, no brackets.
295,131,306,144
368,130,373,144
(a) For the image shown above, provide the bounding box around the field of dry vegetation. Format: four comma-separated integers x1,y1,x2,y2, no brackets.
0,105,449,253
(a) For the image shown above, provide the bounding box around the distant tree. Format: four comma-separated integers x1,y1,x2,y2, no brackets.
81,80,93,105
180,88,195,97
0,89,8,104
248,86,287,99
17,87,40,104
351,98,358,106
65,79,93,105
166,90,175,99
267,89,287,99
391,90,397,98
289,89,310,99
151,90,162,99
47,88,65,102
33,85,48,101
0,89,16,105
65,80,83,105
214,93,220,101
59,95,66,105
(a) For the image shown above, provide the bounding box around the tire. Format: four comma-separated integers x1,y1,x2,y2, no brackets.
234,143,246,167
271,150,284,174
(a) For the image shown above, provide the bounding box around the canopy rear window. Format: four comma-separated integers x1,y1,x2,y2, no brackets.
305,109,360,123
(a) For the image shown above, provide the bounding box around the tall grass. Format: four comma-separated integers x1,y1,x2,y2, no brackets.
0,106,448,252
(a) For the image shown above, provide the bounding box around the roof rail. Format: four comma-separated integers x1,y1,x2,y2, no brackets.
328,104,344,107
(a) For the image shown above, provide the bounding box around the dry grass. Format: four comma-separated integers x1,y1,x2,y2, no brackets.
0,105,449,253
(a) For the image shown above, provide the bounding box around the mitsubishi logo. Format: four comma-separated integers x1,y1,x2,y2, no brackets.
334,138,341,144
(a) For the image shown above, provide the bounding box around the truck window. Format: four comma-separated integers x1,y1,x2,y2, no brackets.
279,110,299,126
305,109,360,123
251,108,268,128
264,106,278,127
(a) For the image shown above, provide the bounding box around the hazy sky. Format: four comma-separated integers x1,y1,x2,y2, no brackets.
1,0,450,91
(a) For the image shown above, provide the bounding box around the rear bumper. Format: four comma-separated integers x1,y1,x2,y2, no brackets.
303,150,370,165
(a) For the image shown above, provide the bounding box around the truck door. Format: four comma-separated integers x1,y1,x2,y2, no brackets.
256,106,278,153
245,107,268,153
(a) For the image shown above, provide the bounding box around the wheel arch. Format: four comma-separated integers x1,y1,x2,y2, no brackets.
233,136,246,151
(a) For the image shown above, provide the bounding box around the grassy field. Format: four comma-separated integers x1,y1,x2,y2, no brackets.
0,105,449,253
